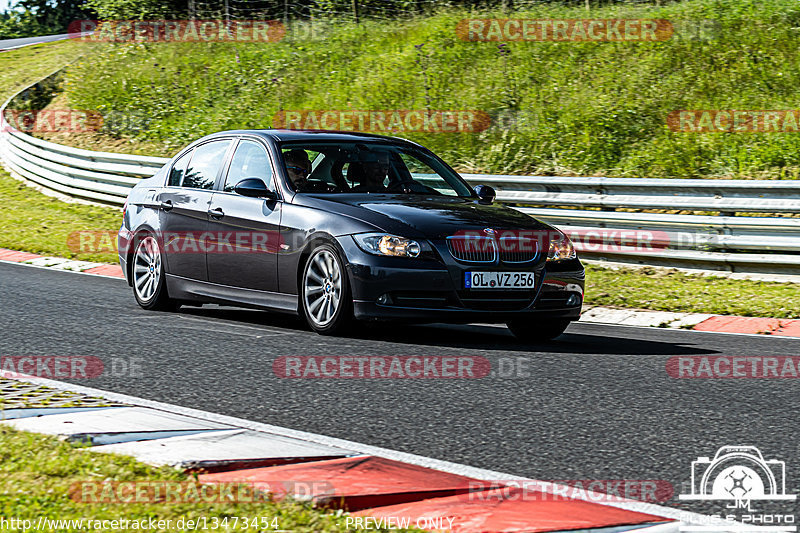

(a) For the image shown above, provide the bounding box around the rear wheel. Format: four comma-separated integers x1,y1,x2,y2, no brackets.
132,234,177,311
507,318,571,342
301,244,353,335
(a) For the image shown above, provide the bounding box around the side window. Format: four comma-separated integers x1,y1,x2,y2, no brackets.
183,140,232,190
168,150,192,186
224,140,273,193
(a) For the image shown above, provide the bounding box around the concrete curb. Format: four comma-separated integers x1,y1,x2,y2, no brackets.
1,372,737,533
580,305,800,338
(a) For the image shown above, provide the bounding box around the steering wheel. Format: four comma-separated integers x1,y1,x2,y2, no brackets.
386,180,439,194
298,180,337,193
386,180,418,193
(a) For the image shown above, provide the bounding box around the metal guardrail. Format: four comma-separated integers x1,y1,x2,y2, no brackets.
1,72,799,275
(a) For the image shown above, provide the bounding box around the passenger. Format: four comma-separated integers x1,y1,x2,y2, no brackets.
350,152,391,193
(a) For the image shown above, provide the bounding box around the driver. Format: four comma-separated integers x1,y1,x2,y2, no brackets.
284,149,312,191
351,152,390,192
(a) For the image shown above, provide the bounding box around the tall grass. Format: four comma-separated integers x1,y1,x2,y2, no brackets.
65,0,800,177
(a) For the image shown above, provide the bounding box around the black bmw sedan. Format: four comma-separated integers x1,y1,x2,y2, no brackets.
118,130,584,340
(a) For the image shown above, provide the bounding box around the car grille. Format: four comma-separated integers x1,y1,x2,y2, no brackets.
446,236,496,263
446,235,540,264
498,236,539,263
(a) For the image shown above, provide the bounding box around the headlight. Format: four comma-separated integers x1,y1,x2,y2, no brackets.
547,234,576,261
353,233,425,258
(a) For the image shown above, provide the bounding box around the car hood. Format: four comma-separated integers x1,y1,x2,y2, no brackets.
303,194,554,239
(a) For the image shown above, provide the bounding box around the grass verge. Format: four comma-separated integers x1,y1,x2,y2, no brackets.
585,264,800,318
0,426,414,532
0,169,120,263
0,40,84,104
54,0,800,178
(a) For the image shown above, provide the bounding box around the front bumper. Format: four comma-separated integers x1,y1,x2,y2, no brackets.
338,236,585,324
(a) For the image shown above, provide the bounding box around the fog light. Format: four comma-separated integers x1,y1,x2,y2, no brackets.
377,293,392,305
566,294,581,306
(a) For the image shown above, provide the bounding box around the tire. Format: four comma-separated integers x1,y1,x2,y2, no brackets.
301,243,353,335
131,233,177,311
507,318,571,342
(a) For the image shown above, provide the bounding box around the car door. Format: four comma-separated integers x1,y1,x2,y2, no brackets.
206,138,282,292
158,139,233,281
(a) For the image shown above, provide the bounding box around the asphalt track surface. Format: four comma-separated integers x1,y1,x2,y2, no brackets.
1,261,798,517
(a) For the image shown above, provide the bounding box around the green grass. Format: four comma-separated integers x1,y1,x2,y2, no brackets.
585,264,800,318
0,426,416,533
0,40,84,104
57,0,800,178
0,40,122,263
0,170,121,263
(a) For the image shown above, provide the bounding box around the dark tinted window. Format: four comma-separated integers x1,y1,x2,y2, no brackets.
277,141,473,197
224,140,273,193
168,150,191,186
183,140,232,190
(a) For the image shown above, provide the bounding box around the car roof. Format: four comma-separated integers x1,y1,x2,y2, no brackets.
200,129,422,146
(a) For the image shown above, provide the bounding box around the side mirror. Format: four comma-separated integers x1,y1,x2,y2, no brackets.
234,178,277,199
474,184,496,205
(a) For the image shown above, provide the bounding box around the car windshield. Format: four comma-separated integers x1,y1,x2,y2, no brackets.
278,141,474,197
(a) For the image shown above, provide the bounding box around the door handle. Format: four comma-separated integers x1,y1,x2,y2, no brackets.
208,207,224,219
159,200,173,211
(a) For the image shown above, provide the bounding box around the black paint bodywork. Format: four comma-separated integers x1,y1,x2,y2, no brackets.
119,130,584,324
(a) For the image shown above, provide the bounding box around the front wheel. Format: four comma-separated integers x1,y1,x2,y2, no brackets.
132,234,177,311
301,244,353,335
507,318,571,342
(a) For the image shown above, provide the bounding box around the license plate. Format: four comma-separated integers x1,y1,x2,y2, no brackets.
465,271,535,290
